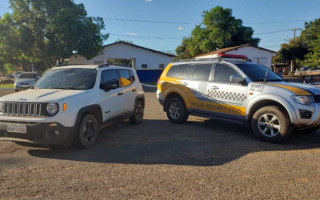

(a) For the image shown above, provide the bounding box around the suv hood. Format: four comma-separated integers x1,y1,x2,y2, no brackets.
0,89,87,102
268,82,320,95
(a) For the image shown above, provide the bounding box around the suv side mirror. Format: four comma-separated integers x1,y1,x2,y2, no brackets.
230,75,244,84
104,81,118,91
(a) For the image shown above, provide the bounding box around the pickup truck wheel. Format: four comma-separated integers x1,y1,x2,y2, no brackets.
166,97,189,124
252,106,292,143
75,114,99,148
130,100,144,124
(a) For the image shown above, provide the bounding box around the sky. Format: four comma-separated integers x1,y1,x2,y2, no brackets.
0,0,320,54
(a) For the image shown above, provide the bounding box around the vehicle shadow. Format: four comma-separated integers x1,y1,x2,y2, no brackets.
27,119,320,166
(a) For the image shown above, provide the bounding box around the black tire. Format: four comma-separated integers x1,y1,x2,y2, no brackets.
130,100,144,124
251,106,292,143
166,97,189,124
74,114,99,148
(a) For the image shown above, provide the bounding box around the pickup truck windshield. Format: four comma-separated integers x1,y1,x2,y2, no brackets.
236,63,284,82
35,68,97,90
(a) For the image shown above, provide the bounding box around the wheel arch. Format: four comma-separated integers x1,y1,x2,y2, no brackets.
74,104,103,127
163,92,188,112
246,96,297,126
135,94,145,107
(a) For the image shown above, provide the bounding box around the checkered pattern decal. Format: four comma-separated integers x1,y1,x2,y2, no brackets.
207,90,247,102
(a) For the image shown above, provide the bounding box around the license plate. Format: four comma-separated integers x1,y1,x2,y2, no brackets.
7,123,27,133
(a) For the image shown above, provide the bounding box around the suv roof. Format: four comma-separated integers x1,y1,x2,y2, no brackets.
172,58,249,65
53,64,134,70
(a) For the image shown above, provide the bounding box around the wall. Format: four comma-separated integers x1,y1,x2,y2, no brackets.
227,46,275,68
68,43,174,70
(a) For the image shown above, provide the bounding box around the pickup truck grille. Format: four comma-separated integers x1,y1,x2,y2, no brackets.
2,102,42,116
314,95,320,103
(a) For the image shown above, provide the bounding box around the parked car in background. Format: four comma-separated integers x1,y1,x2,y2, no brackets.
300,66,320,71
14,72,39,92
0,64,145,148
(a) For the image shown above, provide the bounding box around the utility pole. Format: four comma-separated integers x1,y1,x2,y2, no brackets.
290,28,302,73
292,28,302,39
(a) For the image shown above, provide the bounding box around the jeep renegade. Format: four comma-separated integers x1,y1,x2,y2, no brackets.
0,64,145,148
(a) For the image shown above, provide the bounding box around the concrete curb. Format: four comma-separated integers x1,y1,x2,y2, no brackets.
142,83,157,88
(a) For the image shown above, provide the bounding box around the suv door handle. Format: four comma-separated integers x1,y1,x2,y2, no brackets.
211,86,219,90
118,92,123,96
132,88,137,92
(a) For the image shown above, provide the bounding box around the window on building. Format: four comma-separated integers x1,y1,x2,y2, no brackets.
142,64,148,69
166,64,188,79
159,64,165,69
192,64,213,81
119,69,132,87
214,64,240,83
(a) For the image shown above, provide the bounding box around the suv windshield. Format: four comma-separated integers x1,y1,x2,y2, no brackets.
19,73,37,79
35,68,97,90
236,63,284,82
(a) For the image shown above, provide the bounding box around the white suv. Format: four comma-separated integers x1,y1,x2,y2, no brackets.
0,64,145,148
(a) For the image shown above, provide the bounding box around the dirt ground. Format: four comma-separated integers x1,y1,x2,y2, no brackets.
1,88,320,199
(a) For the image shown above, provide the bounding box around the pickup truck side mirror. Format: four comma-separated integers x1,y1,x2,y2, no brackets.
230,75,244,84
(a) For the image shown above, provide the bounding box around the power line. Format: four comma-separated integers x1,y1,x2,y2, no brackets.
255,29,292,35
103,17,198,25
0,6,310,25
109,33,183,40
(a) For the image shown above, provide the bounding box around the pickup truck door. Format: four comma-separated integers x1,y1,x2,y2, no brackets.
206,63,248,118
182,63,214,111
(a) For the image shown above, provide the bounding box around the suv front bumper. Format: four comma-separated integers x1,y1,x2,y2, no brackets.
0,122,75,145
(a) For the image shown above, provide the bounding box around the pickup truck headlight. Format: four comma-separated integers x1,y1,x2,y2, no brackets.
291,95,314,105
46,103,58,115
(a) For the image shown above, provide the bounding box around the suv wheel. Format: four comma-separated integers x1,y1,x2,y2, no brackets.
130,100,144,124
75,114,99,148
252,106,292,143
166,97,189,124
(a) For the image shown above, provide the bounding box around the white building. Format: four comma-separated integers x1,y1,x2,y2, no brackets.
195,44,276,68
68,41,176,70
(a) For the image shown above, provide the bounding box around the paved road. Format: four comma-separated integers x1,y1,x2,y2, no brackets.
1,88,320,199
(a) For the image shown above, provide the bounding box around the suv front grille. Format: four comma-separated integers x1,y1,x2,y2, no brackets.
2,102,42,116
314,95,320,103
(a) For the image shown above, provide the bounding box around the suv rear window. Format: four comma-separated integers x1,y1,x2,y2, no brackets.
192,64,212,81
119,69,132,87
166,65,188,79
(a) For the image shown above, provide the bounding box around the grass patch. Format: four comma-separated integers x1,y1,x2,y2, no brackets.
0,83,14,89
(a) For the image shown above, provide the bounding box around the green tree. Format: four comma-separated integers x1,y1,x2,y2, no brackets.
175,6,260,59
276,38,309,64
0,0,109,69
300,19,320,66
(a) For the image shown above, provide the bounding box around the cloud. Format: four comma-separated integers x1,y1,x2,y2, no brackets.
125,32,137,36
145,0,152,2
178,27,184,31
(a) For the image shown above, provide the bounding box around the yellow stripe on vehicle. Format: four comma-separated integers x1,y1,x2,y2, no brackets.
269,84,311,96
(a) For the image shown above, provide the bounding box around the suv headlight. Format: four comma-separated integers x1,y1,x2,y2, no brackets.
291,95,314,105
46,103,58,115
